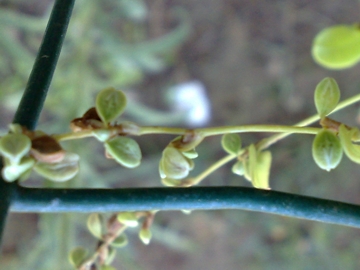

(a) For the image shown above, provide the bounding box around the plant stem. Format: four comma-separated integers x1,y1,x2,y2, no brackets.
258,93,360,150
185,154,237,186
55,125,320,142
187,93,360,186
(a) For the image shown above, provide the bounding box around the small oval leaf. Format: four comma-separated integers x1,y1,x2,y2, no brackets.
104,136,142,168
110,234,128,248
87,213,103,239
96,87,127,125
314,77,340,118
312,129,343,171
312,24,360,69
33,152,79,182
221,133,242,155
69,247,88,268
0,133,31,164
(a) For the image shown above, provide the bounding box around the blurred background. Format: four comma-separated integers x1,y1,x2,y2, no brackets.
1,0,360,269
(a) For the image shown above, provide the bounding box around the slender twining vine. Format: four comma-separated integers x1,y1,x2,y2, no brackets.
3,21,360,269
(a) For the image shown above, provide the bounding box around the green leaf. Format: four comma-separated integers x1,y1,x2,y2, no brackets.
160,147,192,179
246,145,272,189
87,213,103,239
104,136,142,168
139,228,152,245
33,152,79,182
312,24,360,69
95,87,127,125
312,129,343,171
2,156,35,182
0,133,31,164
110,234,128,248
68,247,88,268
252,151,272,190
117,212,139,227
339,124,360,164
221,133,242,155
314,77,340,118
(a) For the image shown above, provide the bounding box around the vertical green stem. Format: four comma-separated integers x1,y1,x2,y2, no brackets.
0,0,75,249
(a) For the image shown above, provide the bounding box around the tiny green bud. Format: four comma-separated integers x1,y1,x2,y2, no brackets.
87,213,103,239
117,212,139,227
0,133,31,164
2,156,35,182
312,129,343,171
68,247,88,268
139,228,152,245
312,24,360,69
339,124,360,164
314,77,340,118
104,136,142,168
221,133,242,155
110,234,128,248
96,87,127,125
160,147,192,179
231,160,245,176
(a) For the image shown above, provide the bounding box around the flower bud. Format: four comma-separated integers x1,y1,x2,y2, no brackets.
160,147,193,179
139,228,152,245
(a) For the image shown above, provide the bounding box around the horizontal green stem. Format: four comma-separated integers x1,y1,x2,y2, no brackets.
55,125,320,142
258,93,360,150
